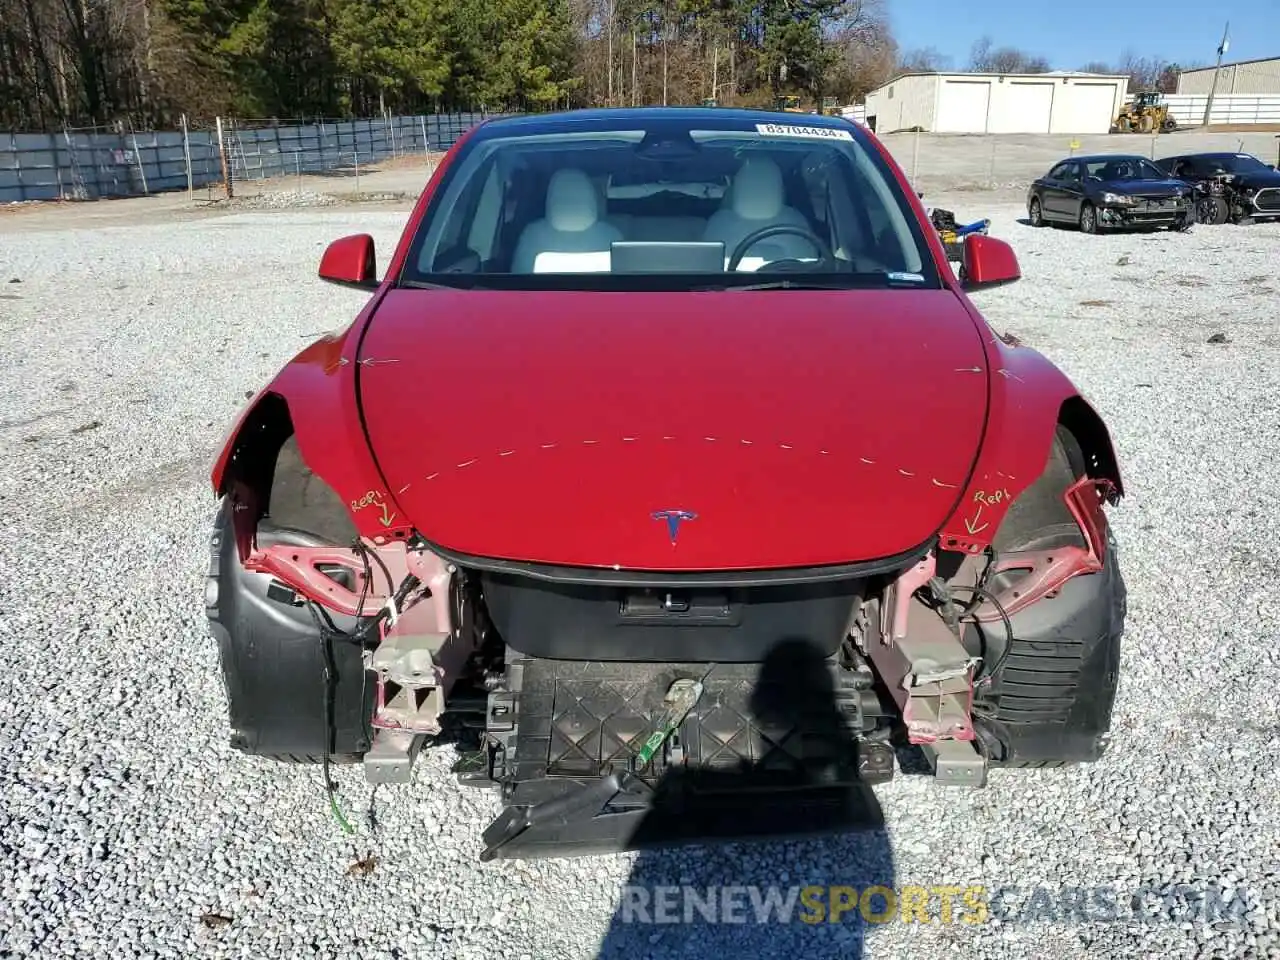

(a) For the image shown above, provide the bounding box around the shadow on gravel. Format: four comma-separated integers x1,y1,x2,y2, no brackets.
594,639,895,959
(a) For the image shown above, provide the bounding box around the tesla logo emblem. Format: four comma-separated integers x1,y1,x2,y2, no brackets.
652,509,697,544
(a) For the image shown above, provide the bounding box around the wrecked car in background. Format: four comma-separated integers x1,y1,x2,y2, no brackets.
206,107,1128,861
1027,154,1192,233
1155,151,1280,225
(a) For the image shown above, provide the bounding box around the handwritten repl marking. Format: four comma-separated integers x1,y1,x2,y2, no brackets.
963,488,1014,535
350,490,383,511
349,489,397,528
973,488,1012,506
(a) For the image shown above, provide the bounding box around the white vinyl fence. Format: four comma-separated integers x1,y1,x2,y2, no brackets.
1164,94,1280,126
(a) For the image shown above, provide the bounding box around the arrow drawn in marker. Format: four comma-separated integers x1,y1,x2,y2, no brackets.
964,503,989,535
378,503,396,527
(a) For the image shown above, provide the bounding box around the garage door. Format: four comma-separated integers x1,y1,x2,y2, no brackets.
1052,82,1119,134
989,81,1054,133
936,80,991,133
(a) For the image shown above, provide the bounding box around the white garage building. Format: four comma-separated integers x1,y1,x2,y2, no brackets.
862,71,1130,135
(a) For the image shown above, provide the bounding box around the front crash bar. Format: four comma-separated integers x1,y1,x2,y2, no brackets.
970,476,1113,624
870,552,977,745
243,540,453,628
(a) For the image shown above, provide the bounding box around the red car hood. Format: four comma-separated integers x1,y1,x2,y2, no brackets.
357,288,989,571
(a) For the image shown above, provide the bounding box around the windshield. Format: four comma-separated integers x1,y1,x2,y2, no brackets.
1085,158,1169,181
399,114,938,291
1200,154,1269,174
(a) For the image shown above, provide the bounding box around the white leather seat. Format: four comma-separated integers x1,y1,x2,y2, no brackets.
511,169,624,273
701,158,814,271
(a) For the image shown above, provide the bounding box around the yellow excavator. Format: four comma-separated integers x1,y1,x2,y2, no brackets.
773,95,807,113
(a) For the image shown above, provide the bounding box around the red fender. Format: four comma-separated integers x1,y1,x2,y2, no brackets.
939,331,1123,554
209,324,412,543
209,121,491,548
859,117,1123,556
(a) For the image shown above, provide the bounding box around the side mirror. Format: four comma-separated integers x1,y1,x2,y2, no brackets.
318,234,378,290
960,234,1020,290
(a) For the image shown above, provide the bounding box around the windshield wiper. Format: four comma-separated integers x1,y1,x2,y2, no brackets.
702,274,922,292
398,277,494,290
717,280,843,292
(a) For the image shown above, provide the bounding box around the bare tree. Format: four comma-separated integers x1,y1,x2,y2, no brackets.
897,46,950,73
1117,50,1164,91
968,34,1050,74
823,0,896,101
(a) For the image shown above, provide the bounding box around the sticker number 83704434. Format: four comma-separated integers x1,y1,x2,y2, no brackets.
755,123,853,140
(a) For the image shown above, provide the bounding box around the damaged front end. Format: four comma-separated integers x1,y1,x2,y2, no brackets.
1096,193,1192,230
208,443,1124,861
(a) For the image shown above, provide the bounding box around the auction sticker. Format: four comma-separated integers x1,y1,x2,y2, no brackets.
755,123,854,140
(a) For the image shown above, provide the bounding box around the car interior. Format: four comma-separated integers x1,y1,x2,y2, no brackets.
1084,158,1166,182
412,135,927,280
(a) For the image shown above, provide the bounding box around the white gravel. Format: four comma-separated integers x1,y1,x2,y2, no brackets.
1,204,1279,960
231,189,341,209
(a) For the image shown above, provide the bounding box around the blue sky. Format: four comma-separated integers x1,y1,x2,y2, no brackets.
889,0,1262,70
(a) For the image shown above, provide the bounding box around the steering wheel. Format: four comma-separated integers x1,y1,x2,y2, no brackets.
726,224,834,273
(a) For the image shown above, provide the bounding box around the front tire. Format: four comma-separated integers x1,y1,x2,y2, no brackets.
1197,196,1229,225
972,428,1127,767
1079,203,1100,234
206,437,372,763
1029,196,1045,227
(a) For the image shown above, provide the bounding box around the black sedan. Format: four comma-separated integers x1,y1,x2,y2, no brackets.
1154,152,1280,224
1027,154,1193,233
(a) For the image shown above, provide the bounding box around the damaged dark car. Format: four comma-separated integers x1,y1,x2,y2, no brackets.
206,108,1128,861
1155,151,1280,225
1028,154,1193,233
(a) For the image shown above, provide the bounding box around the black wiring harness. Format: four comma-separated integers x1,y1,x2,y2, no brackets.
918,548,1016,687
916,548,1019,761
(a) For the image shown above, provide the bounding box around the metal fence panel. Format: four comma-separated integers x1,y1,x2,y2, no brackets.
0,111,507,204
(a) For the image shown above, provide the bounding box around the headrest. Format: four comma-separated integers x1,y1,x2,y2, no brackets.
731,158,785,220
545,169,599,232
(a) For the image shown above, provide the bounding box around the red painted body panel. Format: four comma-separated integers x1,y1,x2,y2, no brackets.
210,324,413,543
208,123,484,543
962,234,1021,287
210,114,1123,574
318,233,377,286
356,287,991,570
937,312,1118,553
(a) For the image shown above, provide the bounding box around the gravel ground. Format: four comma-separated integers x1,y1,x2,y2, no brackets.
1,203,1278,960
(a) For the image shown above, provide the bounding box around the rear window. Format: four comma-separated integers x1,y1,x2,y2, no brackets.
398,115,939,292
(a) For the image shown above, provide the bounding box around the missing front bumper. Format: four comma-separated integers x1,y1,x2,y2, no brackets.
472,650,896,860
477,753,895,861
